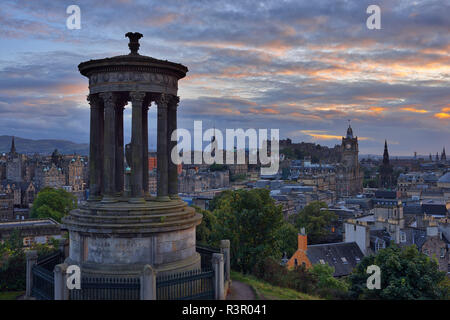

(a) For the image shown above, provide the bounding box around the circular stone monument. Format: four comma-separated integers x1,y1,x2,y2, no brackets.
62,32,202,276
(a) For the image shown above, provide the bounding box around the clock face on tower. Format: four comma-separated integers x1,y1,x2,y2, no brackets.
346,143,351,150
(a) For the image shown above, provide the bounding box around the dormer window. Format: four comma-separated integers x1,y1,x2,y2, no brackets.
341,257,348,264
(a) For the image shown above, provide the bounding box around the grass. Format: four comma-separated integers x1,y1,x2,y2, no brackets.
0,291,25,300
231,271,321,300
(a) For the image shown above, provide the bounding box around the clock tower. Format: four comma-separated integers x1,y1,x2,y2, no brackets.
336,124,363,196
342,124,359,168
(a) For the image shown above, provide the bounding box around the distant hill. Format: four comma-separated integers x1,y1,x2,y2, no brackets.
0,136,89,155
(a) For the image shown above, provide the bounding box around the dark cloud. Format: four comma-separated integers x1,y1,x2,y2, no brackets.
0,0,448,155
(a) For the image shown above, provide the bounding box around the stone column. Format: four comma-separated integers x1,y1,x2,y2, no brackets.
140,265,156,300
212,253,225,300
100,92,118,203
168,96,180,199
220,239,230,282
156,93,170,201
142,101,150,198
115,100,126,197
129,91,146,202
87,94,104,201
54,263,69,300
25,250,38,298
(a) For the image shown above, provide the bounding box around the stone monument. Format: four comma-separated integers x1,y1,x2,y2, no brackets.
62,32,202,276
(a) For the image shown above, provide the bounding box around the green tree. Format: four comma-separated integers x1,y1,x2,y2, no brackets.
348,245,449,300
309,263,349,298
194,206,218,246
210,189,285,274
276,222,298,257
30,187,77,223
293,201,337,244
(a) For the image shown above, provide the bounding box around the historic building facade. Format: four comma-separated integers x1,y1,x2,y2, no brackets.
336,125,363,197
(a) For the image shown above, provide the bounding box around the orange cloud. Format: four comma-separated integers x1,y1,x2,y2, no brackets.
400,107,429,114
434,113,450,119
301,130,373,141
249,107,279,115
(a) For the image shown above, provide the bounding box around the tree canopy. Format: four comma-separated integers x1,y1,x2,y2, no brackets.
30,187,77,223
292,201,337,244
208,188,285,273
348,245,449,300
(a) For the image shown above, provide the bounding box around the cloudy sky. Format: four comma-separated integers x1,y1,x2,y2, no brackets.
0,0,448,155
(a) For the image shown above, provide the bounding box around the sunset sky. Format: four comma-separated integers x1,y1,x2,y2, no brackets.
0,0,448,155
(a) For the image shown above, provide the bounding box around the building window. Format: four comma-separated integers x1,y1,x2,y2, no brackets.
400,232,406,243
319,259,325,265
341,257,348,264
440,248,445,258
294,258,298,267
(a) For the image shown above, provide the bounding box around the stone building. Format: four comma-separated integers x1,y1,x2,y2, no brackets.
0,193,14,221
0,218,63,247
33,163,66,190
6,138,24,183
421,225,448,273
67,156,86,192
336,125,363,197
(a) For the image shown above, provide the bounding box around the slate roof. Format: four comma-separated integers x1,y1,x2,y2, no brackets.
403,205,423,215
402,227,427,249
438,172,450,183
374,190,397,199
306,242,363,277
422,204,447,216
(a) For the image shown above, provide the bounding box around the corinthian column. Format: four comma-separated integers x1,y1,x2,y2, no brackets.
87,94,104,201
168,96,180,199
156,93,170,201
142,100,153,200
129,91,146,203
115,99,126,197
100,92,118,203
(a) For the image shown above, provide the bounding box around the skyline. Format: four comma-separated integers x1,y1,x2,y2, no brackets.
0,0,449,156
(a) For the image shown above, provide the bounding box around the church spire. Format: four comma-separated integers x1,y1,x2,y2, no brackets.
383,140,390,165
10,136,16,154
441,147,446,161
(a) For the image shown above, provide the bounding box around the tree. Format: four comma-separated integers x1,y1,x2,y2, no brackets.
194,206,218,246
276,222,298,257
210,189,285,274
30,187,77,223
348,245,449,300
293,201,337,244
309,263,349,299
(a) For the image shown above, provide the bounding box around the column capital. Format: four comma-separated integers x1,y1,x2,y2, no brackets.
130,91,146,104
168,95,180,109
155,93,170,108
87,94,102,108
99,92,118,108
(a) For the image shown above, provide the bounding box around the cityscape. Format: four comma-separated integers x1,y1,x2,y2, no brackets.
0,0,449,311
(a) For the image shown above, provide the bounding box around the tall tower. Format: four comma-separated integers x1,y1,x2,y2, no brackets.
341,124,359,168
441,147,446,162
379,140,394,189
10,136,16,155
338,123,363,196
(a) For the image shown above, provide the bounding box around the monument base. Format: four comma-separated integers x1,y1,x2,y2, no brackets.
62,198,202,277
